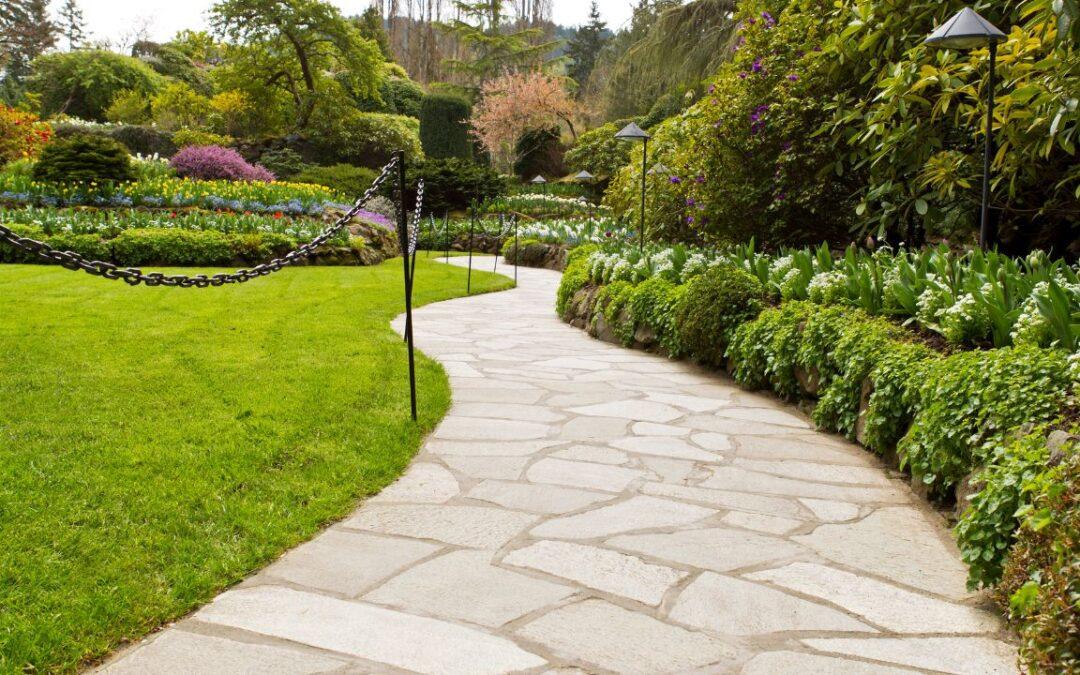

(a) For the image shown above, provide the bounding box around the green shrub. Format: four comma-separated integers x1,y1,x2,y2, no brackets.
111,228,235,266
419,94,472,159
109,125,177,157
405,158,506,213
376,76,425,118
899,346,1073,498
630,277,688,356
310,109,422,168
674,265,768,367
513,127,566,181
998,435,1079,673
728,301,816,397
172,129,233,149
29,50,163,121
557,244,600,318
862,342,938,454
294,164,376,197
565,119,635,179
257,149,306,179
956,425,1064,590
105,89,152,125
32,135,134,184
595,280,637,346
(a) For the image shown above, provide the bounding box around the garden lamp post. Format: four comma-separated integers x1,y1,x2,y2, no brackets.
924,7,1006,250
615,122,651,251
531,174,547,195
575,170,595,218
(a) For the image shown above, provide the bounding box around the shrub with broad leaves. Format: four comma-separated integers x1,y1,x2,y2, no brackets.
0,106,53,164
169,145,274,183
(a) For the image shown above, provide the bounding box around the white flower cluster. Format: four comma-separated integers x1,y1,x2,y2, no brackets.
807,270,848,305
940,291,990,344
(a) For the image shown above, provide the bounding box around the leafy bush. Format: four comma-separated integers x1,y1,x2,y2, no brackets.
109,125,176,157
310,109,422,168
595,280,637,345
257,149,306,179
172,129,233,149
419,94,472,159
28,50,162,121
405,158,506,213
293,164,376,198
110,228,235,266
375,75,425,118
564,119,635,180
151,82,213,132
899,346,1074,498
630,276,688,355
728,301,816,397
170,145,274,183
513,127,566,181
0,105,52,163
105,90,152,125
557,243,601,317
998,436,1079,673
675,265,768,367
32,135,134,184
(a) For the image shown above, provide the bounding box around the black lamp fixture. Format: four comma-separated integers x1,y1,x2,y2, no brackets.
925,7,1006,249
530,174,547,195
615,122,651,251
574,170,594,182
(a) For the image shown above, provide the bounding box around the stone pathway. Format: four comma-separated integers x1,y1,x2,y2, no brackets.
99,259,1018,675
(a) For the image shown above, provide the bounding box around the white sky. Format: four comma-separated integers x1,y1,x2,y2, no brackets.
71,0,635,48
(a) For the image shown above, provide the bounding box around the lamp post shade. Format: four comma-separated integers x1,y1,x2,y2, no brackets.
924,7,1006,50
574,170,594,181
530,175,547,184
614,122,651,140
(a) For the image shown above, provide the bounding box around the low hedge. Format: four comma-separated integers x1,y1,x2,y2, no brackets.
0,225,374,268
556,261,1077,624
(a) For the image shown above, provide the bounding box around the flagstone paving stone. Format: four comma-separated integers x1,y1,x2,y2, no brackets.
102,261,1016,674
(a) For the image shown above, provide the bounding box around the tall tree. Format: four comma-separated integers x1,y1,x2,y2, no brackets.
353,6,392,60
0,0,58,101
566,1,607,94
437,0,558,93
210,0,384,129
470,70,575,169
58,0,86,50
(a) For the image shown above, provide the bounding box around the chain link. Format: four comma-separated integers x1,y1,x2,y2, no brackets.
0,156,400,288
407,179,424,256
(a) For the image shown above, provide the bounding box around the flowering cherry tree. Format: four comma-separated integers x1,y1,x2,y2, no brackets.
470,71,576,171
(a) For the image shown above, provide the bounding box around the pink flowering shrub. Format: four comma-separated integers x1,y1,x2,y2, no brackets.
169,145,275,183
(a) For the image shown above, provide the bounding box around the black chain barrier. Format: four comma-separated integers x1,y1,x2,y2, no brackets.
0,156,401,288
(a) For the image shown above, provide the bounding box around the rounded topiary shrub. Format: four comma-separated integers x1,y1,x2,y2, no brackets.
32,134,135,184
675,264,769,367
169,145,274,182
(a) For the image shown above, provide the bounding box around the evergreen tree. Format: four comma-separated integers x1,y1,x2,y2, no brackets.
353,6,391,60
437,0,558,93
58,0,87,50
566,2,607,95
0,0,58,99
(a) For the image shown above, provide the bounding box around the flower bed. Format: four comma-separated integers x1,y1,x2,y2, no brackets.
480,193,612,219
557,243,1079,668
0,174,339,216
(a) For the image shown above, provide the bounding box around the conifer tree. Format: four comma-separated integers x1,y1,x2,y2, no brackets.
58,0,87,50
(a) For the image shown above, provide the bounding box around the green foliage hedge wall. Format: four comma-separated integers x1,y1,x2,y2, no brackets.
419,94,473,160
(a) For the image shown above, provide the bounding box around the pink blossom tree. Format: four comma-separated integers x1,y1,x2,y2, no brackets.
470,71,576,171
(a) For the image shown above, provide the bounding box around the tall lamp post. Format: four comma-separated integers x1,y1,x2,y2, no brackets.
924,7,1006,250
615,122,651,251
531,174,547,195
574,170,595,218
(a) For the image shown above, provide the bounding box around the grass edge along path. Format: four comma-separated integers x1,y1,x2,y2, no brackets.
0,259,513,673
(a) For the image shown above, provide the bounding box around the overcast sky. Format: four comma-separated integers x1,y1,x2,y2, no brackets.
71,0,635,48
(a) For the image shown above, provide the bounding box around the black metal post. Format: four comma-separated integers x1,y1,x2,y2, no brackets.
395,151,418,422
639,137,648,252
979,42,997,250
443,212,450,262
426,215,434,257
493,213,503,273
513,215,519,284
466,204,475,294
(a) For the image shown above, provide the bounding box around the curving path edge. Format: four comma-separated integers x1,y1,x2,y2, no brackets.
100,259,1018,675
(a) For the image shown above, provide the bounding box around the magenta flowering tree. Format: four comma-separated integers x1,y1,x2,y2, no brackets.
170,145,276,183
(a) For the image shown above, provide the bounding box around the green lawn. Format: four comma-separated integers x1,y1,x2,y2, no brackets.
0,259,512,673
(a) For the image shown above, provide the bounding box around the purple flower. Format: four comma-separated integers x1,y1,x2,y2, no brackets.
669,176,682,184
781,141,793,152
787,73,799,82
686,215,695,224
761,11,776,28
707,84,716,93
813,45,823,52
686,197,696,207
752,58,765,74
170,145,275,183
695,174,706,184
738,71,749,80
